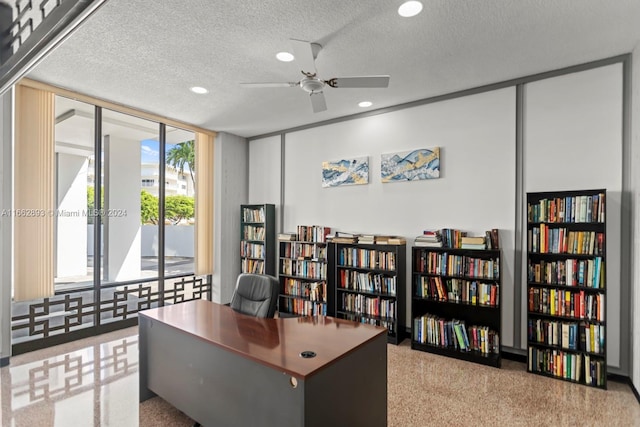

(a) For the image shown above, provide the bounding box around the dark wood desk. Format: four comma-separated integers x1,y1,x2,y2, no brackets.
139,300,387,426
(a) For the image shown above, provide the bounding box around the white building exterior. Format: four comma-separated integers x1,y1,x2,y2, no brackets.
140,163,194,197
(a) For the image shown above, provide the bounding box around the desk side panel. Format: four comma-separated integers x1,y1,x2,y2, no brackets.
304,333,387,427
140,316,305,426
139,316,157,402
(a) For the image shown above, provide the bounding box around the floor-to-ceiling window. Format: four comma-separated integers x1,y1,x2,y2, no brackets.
11,87,212,354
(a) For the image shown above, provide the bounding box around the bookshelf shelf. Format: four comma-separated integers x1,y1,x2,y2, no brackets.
411,296,497,310
413,272,499,281
337,288,396,299
526,189,607,389
332,242,406,345
411,247,501,368
526,282,605,292
410,341,501,367
527,252,597,260
526,341,605,358
336,310,397,323
278,226,332,317
240,204,275,275
527,311,606,325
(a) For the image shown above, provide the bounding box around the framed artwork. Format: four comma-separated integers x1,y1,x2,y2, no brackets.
322,156,369,187
381,147,440,183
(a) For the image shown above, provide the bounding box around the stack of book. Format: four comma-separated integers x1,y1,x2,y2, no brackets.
414,230,442,247
358,234,376,244
460,236,486,250
355,235,407,245
329,232,358,244
380,236,407,245
278,232,297,241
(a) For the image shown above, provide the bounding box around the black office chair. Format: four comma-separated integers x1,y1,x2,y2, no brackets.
229,273,279,318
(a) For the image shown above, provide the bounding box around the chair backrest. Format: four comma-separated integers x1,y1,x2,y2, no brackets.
229,273,279,318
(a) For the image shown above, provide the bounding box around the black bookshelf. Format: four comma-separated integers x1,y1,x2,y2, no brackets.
278,226,331,317
332,242,406,345
526,189,607,389
240,204,276,275
411,247,501,368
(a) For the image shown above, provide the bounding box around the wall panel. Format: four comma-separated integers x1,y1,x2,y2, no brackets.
283,88,517,345
523,63,624,368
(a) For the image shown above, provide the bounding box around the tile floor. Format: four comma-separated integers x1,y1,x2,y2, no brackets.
1,327,639,426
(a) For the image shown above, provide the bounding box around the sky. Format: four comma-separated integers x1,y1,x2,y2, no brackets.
140,139,176,163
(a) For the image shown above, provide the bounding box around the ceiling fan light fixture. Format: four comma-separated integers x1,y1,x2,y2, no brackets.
398,1,423,17
190,86,208,94
358,101,373,108
276,52,295,62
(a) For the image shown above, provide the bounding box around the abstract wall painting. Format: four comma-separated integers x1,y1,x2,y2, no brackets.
381,147,440,183
321,156,369,188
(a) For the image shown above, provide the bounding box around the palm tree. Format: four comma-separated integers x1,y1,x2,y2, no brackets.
166,140,195,188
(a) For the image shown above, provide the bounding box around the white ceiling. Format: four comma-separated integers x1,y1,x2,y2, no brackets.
26,0,640,138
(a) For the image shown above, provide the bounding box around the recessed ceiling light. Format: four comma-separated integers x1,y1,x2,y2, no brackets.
358,101,373,108
398,1,423,17
190,86,208,94
276,52,295,62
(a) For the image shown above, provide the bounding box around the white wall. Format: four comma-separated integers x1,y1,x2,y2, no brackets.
250,62,633,374
283,88,517,345
55,153,88,277
523,64,624,368
249,135,282,234
631,47,640,391
212,132,248,304
249,135,281,206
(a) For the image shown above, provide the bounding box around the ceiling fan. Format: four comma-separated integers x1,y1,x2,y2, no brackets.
240,39,390,113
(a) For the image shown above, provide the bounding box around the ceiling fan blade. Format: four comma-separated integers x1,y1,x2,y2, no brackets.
290,39,318,75
329,76,390,88
309,92,327,113
240,82,299,88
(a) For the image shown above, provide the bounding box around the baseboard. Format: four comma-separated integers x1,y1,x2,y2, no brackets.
629,379,640,405
0,356,9,367
501,350,527,363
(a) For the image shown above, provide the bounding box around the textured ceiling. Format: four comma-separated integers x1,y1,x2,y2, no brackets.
26,0,640,138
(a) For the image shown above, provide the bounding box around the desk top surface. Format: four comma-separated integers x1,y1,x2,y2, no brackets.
139,300,386,379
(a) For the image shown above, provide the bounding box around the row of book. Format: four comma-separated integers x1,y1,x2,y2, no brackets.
337,248,397,271
528,258,605,288
282,278,327,302
355,234,406,245
528,226,604,255
241,258,264,274
339,294,396,319
528,193,605,224
240,242,265,259
415,229,500,250
297,225,331,243
338,270,397,296
415,276,499,307
242,207,266,223
279,298,327,316
279,241,327,260
327,232,406,245
414,251,500,279
528,318,605,354
528,347,606,387
280,259,327,279
528,287,605,322
242,225,265,241
341,313,396,335
413,314,500,355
